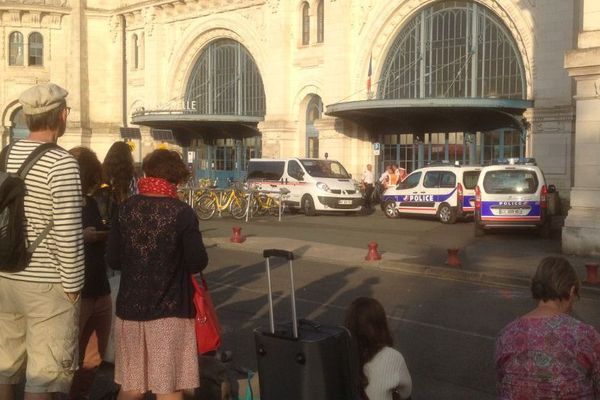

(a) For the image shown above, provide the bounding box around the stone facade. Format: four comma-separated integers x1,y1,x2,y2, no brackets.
563,0,600,256
0,0,594,252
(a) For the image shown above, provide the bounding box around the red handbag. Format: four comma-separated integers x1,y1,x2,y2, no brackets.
191,275,221,354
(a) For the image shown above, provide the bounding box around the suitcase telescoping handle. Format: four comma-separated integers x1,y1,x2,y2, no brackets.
262,249,298,339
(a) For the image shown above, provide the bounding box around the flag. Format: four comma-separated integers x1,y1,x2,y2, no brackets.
367,54,372,95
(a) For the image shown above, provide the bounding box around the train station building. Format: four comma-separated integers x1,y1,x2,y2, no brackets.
1,0,599,255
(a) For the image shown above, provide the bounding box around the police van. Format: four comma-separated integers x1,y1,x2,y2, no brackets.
245,158,363,215
474,158,554,237
381,164,482,223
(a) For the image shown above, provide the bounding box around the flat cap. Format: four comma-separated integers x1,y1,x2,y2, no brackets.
19,83,68,115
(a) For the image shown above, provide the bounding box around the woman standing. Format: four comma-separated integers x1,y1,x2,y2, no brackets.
496,256,600,399
345,297,412,400
106,149,208,400
68,147,112,399
98,141,137,225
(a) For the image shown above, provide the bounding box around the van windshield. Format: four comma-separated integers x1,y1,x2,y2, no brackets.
299,160,350,179
482,170,539,194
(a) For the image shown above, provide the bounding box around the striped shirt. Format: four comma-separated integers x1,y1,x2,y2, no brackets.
0,140,84,292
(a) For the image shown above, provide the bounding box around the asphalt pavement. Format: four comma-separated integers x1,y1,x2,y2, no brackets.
200,208,600,297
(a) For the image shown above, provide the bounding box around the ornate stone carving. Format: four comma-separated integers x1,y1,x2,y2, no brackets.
143,7,157,37
109,14,121,43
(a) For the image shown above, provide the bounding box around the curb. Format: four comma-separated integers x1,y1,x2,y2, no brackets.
207,238,600,299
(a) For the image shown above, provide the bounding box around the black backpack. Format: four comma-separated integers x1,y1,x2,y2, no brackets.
0,142,57,272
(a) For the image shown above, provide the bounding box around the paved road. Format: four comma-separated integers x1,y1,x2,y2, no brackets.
205,247,600,400
19,210,596,399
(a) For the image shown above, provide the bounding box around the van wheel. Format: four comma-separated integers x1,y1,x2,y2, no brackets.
438,203,457,224
383,200,399,219
302,195,316,216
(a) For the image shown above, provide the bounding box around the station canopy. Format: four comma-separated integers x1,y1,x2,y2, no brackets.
326,1,533,134
131,38,265,145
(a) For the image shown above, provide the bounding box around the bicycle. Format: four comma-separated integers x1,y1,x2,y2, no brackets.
195,180,247,220
249,190,281,216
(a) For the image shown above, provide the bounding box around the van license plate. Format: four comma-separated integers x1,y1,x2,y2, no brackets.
498,208,524,215
339,200,352,205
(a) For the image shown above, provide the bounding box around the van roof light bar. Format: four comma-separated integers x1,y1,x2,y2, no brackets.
495,157,537,166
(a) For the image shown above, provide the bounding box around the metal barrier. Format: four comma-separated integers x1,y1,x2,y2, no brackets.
245,187,291,223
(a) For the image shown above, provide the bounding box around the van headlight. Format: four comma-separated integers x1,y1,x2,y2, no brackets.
316,182,331,192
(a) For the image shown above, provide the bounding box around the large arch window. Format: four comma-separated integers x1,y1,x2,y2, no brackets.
28,32,43,66
306,96,322,158
379,1,526,100
9,32,24,66
185,39,266,117
301,2,310,45
317,0,324,43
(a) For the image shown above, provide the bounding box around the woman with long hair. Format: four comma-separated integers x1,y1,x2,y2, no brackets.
495,257,600,398
68,146,112,400
106,149,208,400
345,297,412,400
99,141,137,225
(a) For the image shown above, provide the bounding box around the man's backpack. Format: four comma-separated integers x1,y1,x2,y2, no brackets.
0,142,57,272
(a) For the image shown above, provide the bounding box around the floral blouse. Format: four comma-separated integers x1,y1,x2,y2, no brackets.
495,314,600,399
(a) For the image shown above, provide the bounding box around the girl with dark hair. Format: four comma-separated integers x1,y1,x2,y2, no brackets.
98,141,137,225
106,149,208,400
68,146,112,400
345,297,412,400
495,256,600,399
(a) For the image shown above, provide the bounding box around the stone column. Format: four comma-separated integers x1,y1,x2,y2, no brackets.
258,120,298,158
562,0,600,255
62,0,91,149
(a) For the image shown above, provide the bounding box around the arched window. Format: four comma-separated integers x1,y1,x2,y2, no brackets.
306,96,322,158
317,0,324,43
185,39,266,117
379,1,526,100
8,32,24,66
139,32,145,69
28,32,43,66
132,34,138,69
301,2,310,45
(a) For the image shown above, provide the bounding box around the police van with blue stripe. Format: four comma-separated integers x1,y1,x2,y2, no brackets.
474,158,555,237
381,163,482,224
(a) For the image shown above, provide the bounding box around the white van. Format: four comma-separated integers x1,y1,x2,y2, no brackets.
381,164,482,223
474,159,554,237
246,158,363,215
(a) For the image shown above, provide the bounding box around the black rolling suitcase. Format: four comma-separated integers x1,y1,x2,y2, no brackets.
254,249,359,400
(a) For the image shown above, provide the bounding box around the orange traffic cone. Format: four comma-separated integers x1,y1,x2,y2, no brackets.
446,248,461,268
365,242,382,261
230,226,246,243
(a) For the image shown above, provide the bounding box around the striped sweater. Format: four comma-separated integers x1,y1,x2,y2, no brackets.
0,140,84,292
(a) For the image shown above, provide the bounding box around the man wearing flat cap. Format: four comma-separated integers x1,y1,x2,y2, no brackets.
0,83,84,399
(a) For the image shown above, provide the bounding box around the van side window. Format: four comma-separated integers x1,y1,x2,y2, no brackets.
423,171,441,188
288,160,304,180
247,161,285,180
439,172,456,188
400,172,422,189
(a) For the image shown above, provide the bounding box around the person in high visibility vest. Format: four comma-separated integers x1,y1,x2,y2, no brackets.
393,163,407,182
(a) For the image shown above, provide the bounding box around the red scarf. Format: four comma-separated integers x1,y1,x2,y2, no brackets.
138,177,178,199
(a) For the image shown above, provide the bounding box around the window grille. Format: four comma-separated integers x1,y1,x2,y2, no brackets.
9,32,24,66
185,39,266,117
379,1,525,100
28,32,43,66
